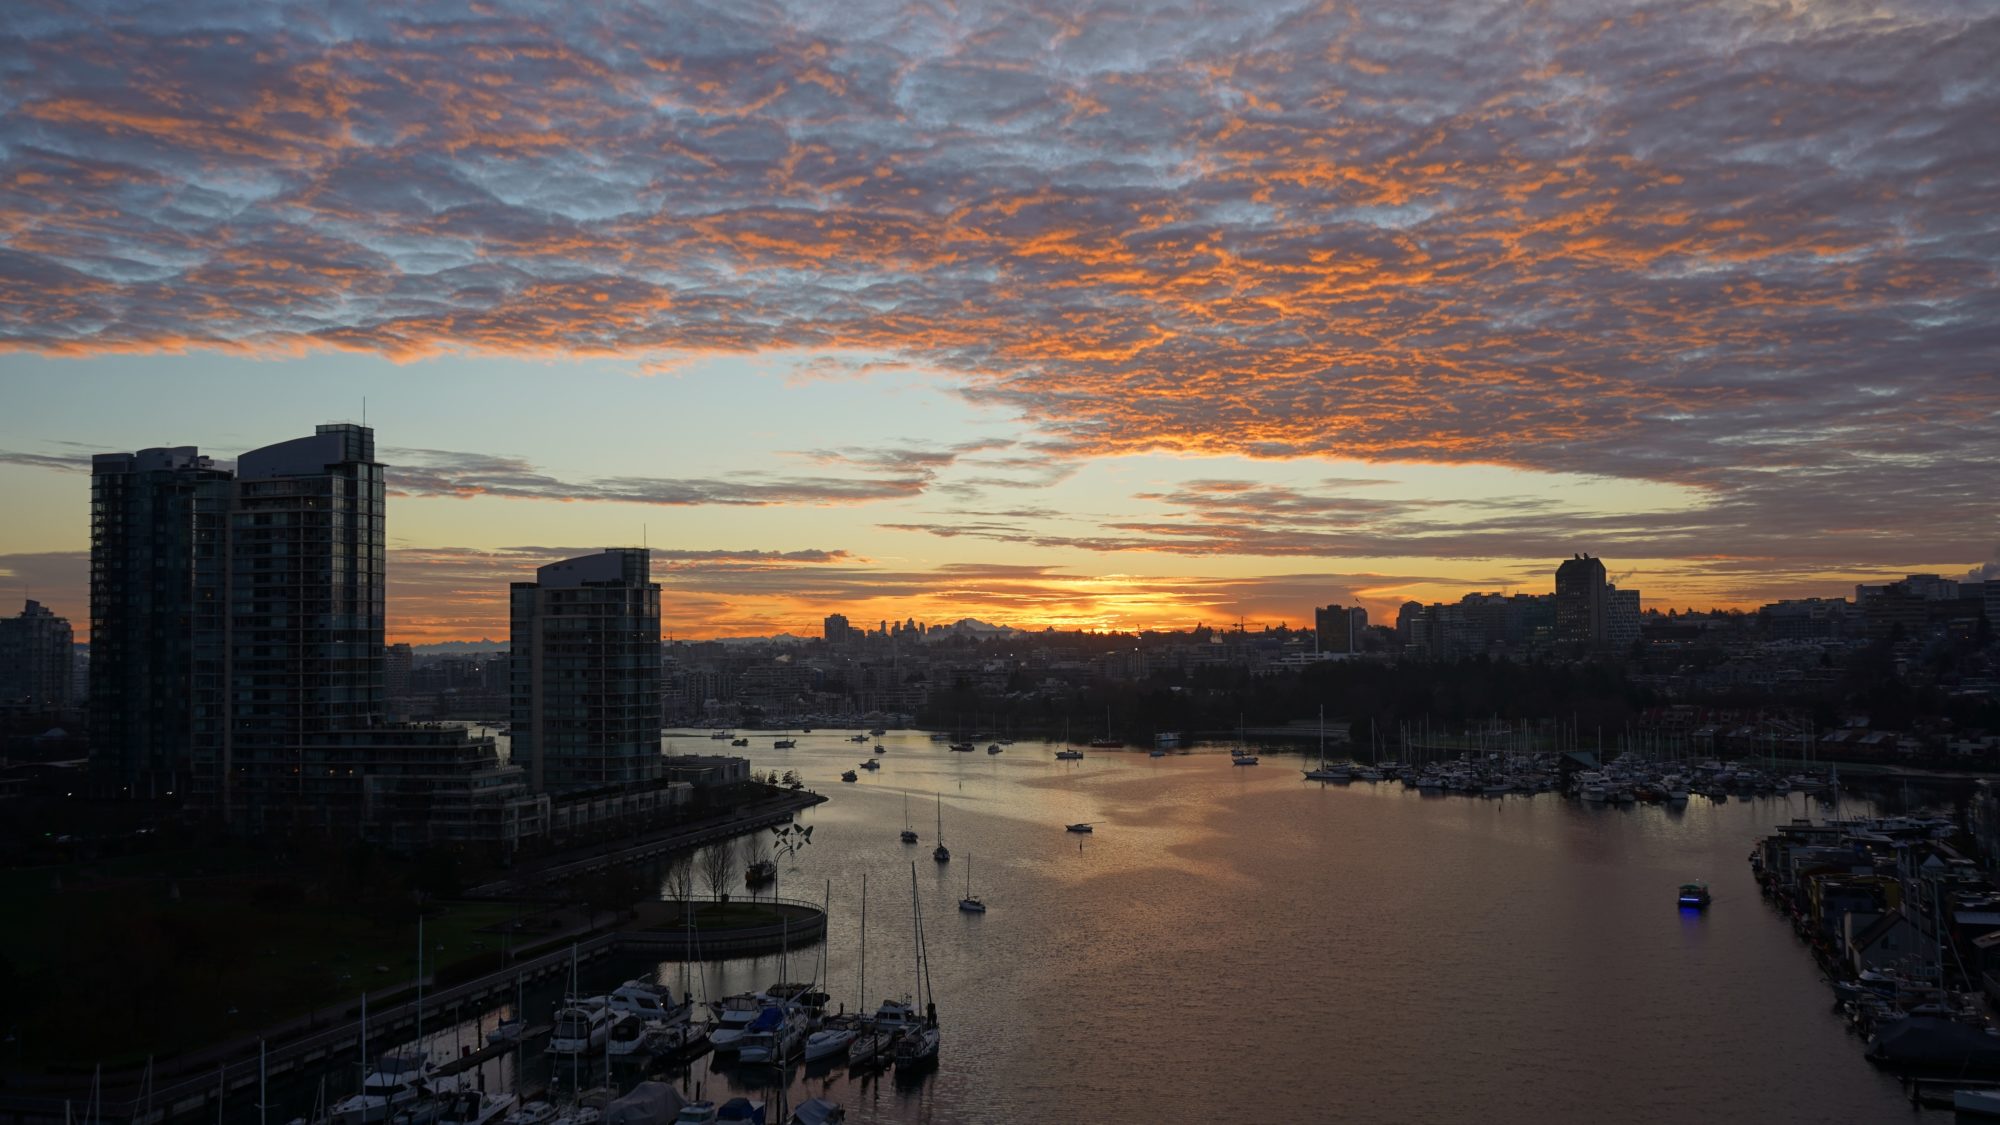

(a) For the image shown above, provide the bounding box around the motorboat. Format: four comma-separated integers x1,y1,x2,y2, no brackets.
744,860,776,887
849,734,868,742
774,739,796,749
731,738,748,747
873,745,885,755
1053,748,1084,761
711,730,733,740
548,999,611,1056
860,759,879,770
986,744,1002,754
1232,755,1260,766
608,979,692,1024
840,770,858,783
869,999,920,1037
331,1053,431,1125
1678,881,1713,909
1065,823,1093,834
900,827,918,843
736,1005,806,1065
948,742,975,752
605,1015,650,1060
708,993,767,1054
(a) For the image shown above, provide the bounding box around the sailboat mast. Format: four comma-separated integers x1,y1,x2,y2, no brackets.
910,862,921,1009
859,872,867,1012
415,916,423,1059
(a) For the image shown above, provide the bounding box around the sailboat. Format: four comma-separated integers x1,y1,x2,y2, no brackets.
933,796,950,863
1304,706,1349,781
895,864,941,1074
958,856,986,913
1088,705,1120,748
901,792,918,844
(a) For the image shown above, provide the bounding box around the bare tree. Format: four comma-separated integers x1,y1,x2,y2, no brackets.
699,842,735,901
662,849,696,903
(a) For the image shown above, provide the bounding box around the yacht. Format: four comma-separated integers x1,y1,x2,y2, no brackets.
948,742,975,753
548,998,611,1056
330,1054,431,1125
933,796,950,863
736,1005,807,1065
849,734,869,742
1304,763,1350,781
608,979,691,1024
774,739,796,749
1053,748,1084,761
708,993,767,1054
711,730,733,740
1065,822,1093,834
604,1015,650,1060
1232,755,1260,766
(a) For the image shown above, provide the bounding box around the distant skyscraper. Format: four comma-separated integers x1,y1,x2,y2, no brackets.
823,613,852,643
1313,604,1366,653
1554,554,1609,653
0,599,75,710
385,642,413,698
1606,587,1642,653
223,424,386,818
89,445,232,794
510,549,663,793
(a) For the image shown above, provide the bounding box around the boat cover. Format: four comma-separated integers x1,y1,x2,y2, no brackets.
748,1006,785,1031
605,1081,686,1125
1869,1017,2000,1072
715,1099,765,1124
786,1099,843,1125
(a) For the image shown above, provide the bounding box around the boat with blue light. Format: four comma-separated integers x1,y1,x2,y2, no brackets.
1678,881,1712,909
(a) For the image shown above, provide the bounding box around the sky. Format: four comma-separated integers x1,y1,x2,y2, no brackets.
1,0,1996,642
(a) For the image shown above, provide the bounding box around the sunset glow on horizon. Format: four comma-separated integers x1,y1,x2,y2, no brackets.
2,0,1995,641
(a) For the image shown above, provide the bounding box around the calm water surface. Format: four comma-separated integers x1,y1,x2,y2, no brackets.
357,728,1929,1124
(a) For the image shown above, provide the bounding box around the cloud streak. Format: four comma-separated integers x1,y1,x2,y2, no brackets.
1,0,1995,580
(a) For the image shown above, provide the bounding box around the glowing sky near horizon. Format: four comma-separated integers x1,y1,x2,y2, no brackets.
1,0,1996,641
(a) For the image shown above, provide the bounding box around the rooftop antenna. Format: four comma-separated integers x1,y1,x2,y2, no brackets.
362,396,367,427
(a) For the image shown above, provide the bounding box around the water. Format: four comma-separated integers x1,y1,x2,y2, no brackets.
300,728,1927,1124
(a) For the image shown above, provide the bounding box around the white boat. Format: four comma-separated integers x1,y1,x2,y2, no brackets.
893,1026,940,1073
707,993,767,1054
958,855,986,913
802,1025,856,1062
547,998,610,1056
500,1102,558,1125
736,1005,807,1064
605,1015,650,1059
330,1054,431,1125
608,979,692,1024
1053,748,1084,761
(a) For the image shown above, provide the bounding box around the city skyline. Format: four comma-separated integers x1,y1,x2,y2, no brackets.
3,2,1997,640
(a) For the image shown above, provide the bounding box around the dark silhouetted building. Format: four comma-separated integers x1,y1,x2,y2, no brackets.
824,613,852,644
89,445,233,795
0,599,74,711
1555,554,1609,654
510,548,663,793
1314,604,1367,653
